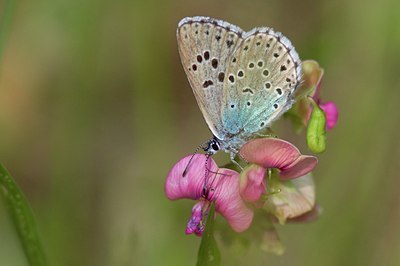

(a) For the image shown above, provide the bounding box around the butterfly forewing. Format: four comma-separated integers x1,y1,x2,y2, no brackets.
177,17,244,140
221,28,302,137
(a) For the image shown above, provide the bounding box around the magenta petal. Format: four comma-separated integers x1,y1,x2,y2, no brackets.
240,138,301,169
165,154,218,200
240,165,266,202
185,201,205,235
212,168,254,232
320,102,339,130
280,156,318,180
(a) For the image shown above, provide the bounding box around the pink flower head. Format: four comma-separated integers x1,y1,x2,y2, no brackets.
166,139,318,233
165,154,253,235
239,138,318,223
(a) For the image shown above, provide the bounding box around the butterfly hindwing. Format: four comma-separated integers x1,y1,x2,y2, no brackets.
221,28,302,137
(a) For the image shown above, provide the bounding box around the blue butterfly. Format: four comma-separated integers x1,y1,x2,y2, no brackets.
177,16,302,164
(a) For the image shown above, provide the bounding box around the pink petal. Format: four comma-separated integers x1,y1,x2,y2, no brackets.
165,154,218,200
287,205,322,223
265,174,315,224
185,201,205,235
240,138,318,181
320,102,339,130
239,138,302,169
211,168,254,232
280,156,318,180
239,164,266,202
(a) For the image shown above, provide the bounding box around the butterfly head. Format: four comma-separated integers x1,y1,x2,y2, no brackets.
203,137,221,155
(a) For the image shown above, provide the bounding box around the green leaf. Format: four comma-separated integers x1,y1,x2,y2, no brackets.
306,97,327,153
197,202,221,266
0,163,48,266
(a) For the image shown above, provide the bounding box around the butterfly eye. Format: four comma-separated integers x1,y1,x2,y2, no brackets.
212,143,219,151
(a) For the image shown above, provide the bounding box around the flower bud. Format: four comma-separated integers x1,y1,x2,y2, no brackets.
307,97,327,153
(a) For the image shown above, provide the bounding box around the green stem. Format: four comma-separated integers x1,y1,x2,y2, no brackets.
197,202,220,266
0,163,48,266
0,0,15,64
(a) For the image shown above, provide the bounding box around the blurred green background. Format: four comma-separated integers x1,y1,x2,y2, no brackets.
1,0,400,265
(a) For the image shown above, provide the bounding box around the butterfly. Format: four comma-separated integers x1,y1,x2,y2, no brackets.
177,16,302,164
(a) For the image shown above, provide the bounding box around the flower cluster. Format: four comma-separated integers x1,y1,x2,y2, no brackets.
166,138,318,233
165,60,337,254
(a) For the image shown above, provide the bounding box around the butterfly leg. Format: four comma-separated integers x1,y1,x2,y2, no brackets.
230,152,244,171
238,152,249,164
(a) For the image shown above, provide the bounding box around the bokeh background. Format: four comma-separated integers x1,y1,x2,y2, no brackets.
1,0,400,265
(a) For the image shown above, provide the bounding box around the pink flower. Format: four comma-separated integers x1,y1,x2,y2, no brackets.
165,154,253,235
165,138,319,235
239,138,318,223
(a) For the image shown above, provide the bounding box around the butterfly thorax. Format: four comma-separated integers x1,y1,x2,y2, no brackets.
204,133,252,157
